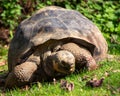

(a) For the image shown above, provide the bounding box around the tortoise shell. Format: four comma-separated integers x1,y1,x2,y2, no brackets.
8,6,108,72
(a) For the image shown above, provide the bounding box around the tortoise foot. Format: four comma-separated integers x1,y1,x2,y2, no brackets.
86,57,98,71
5,62,37,88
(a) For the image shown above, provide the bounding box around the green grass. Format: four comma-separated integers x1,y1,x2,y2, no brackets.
0,46,120,96
0,46,8,71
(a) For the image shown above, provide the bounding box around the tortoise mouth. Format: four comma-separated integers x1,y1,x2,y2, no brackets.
53,61,75,74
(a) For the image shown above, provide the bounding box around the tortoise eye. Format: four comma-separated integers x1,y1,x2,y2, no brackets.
52,45,61,52
44,26,53,33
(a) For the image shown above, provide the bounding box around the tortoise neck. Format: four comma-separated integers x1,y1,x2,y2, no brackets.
34,65,54,82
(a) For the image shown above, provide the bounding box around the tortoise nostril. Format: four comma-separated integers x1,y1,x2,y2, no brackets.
61,61,75,69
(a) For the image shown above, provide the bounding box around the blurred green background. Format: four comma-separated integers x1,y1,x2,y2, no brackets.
0,0,120,55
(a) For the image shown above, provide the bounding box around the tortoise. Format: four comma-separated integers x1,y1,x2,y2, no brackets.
3,6,108,88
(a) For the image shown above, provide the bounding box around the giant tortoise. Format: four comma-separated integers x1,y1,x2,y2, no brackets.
3,6,107,88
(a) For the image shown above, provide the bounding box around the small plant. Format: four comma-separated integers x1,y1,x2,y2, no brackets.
0,0,22,30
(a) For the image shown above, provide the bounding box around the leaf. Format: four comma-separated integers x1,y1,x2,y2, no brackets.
115,24,120,32
65,4,72,9
86,77,104,87
60,80,74,91
106,21,114,32
92,3,102,10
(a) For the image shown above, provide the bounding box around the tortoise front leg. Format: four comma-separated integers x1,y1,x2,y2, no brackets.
5,62,37,88
61,43,97,71
5,52,40,88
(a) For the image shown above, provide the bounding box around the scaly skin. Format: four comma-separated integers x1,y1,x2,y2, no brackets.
5,51,40,88
61,43,97,70
5,62,37,88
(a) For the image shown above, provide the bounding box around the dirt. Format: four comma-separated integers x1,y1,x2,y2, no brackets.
0,27,10,44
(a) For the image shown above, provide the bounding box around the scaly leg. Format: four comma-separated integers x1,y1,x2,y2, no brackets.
61,43,97,71
5,52,40,88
